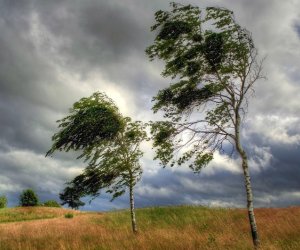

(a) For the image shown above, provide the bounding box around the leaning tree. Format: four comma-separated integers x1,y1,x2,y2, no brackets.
146,3,264,248
46,92,147,233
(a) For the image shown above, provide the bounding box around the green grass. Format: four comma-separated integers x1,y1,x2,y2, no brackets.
0,207,74,223
93,205,235,230
64,212,74,218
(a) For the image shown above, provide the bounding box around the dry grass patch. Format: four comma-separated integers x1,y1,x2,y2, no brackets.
0,206,299,249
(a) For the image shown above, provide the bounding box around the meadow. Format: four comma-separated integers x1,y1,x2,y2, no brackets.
0,206,299,250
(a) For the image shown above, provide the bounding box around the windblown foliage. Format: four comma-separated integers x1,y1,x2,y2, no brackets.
46,92,124,155
47,92,147,232
146,2,263,172
146,3,264,247
59,186,85,210
62,118,147,203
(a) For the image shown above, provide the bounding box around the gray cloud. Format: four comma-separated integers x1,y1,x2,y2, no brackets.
0,0,299,211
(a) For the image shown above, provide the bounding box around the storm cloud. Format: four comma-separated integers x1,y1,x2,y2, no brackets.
0,0,299,210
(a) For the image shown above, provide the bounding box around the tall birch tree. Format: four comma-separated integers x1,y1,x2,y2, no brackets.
146,3,264,248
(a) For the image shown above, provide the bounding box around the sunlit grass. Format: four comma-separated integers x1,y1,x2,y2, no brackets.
0,207,80,223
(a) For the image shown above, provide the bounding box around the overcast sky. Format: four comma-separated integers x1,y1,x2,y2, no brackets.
0,0,299,211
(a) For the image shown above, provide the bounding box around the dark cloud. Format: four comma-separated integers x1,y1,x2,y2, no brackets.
295,23,300,39
85,137,300,211
27,0,152,77
0,0,299,211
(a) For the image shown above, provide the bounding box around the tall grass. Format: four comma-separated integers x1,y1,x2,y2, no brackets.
0,206,299,249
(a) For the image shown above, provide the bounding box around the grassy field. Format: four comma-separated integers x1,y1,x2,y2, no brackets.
0,206,299,250
0,207,80,223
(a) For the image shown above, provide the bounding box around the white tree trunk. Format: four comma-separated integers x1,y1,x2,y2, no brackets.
236,114,260,248
129,179,137,233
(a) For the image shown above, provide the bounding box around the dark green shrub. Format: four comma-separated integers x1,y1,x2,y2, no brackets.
43,200,61,207
64,213,74,219
19,189,39,207
0,195,7,208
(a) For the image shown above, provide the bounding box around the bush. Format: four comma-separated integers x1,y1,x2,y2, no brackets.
64,213,74,219
0,195,7,208
19,189,39,207
44,200,61,207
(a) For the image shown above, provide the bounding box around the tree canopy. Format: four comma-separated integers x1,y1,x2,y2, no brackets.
19,189,39,207
47,92,147,233
59,186,85,210
62,118,147,202
46,92,124,156
146,3,263,171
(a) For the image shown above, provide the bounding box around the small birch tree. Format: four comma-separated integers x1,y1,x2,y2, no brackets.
47,92,147,233
146,3,264,248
